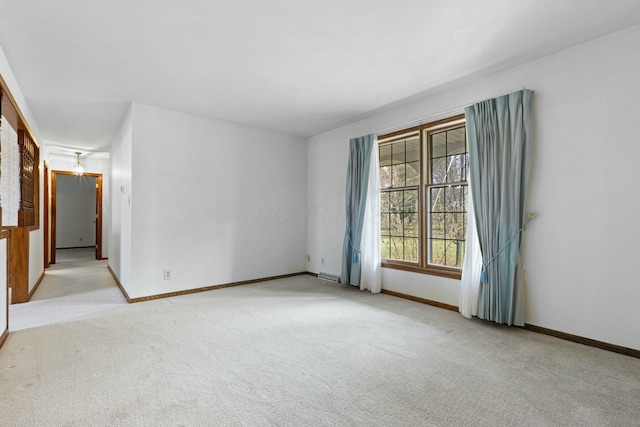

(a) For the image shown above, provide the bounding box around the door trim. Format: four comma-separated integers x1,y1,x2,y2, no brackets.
43,161,50,268
51,170,103,263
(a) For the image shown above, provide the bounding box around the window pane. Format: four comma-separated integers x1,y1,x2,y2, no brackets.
430,239,446,265
406,161,420,186
429,184,468,268
431,213,445,238
404,213,419,237
406,137,420,162
446,154,467,182
392,141,405,164
380,213,390,235
447,127,466,155
462,153,469,181
381,236,391,259
389,191,403,213
462,185,468,211
444,240,464,268
380,145,392,167
381,192,390,213
380,166,392,189
445,186,465,213
457,216,467,239
404,238,419,262
430,187,444,213
431,157,447,184
445,213,465,239
390,213,403,235
390,237,404,260
404,189,419,212
392,163,406,187
431,132,446,158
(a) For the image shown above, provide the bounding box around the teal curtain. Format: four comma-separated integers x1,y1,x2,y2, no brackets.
465,90,534,326
341,134,375,286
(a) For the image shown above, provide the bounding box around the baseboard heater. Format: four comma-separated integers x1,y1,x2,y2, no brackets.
318,272,340,283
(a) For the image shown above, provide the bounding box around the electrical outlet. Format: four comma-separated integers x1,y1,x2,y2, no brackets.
79,237,83,242
307,255,311,262
321,257,325,265
163,269,171,280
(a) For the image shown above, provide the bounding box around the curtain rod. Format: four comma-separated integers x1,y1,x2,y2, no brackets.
373,86,528,136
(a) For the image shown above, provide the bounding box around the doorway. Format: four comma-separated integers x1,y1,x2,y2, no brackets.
51,170,103,264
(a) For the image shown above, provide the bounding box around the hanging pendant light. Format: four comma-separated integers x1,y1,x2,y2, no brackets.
73,151,85,176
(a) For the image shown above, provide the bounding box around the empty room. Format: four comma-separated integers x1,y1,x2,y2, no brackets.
1,1,639,426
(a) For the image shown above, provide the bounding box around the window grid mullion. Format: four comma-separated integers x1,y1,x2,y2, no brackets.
379,115,466,273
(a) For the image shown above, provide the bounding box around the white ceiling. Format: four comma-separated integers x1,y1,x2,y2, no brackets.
1,0,639,152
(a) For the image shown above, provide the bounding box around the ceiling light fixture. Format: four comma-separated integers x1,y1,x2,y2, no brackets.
73,151,85,176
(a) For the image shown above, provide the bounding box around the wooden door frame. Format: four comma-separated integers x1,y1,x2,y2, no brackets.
51,170,103,263
43,161,50,268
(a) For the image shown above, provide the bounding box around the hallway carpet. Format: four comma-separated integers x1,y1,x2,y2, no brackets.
9,259,126,331
55,247,97,264
1,264,639,426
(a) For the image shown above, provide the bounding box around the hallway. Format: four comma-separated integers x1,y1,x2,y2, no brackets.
9,254,126,331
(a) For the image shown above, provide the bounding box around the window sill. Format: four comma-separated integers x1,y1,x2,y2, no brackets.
381,261,462,280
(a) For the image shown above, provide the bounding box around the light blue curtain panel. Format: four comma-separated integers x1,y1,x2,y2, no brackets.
465,89,534,326
341,134,375,286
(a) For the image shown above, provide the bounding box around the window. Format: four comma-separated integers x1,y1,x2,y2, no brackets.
379,114,467,279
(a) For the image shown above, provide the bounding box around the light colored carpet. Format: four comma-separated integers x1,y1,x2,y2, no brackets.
1,262,639,426
55,247,97,263
9,259,126,331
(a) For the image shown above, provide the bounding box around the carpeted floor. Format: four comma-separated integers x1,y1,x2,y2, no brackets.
1,260,639,426
9,259,126,331
55,247,97,264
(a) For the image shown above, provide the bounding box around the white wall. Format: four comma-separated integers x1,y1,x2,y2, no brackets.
307,25,640,351
47,152,111,256
109,105,133,294
55,174,96,248
114,103,306,299
1,43,45,293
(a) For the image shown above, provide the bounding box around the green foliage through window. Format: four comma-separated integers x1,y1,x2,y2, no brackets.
380,135,420,263
379,118,468,272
